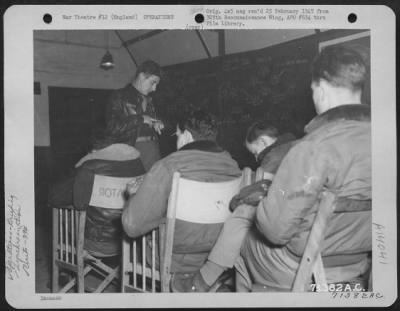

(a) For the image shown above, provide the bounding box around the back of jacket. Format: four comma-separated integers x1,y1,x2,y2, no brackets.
256,105,371,267
73,144,145,256
122,141,241,272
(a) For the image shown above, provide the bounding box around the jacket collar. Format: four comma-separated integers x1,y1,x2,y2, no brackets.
122,84,147,101
179,140,224,153
257,133,296,162
75,143,140,168
305,104,371,134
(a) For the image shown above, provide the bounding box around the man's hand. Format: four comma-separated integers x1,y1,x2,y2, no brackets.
153,120,165,134
143,115,156,125
143,115,164,134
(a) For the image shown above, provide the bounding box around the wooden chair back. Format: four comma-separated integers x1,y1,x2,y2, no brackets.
160,170,248,292
291,192,336,292
121,175,161,293
52,174,140,293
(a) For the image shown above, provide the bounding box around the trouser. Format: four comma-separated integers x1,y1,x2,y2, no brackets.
208,204,256,268
206,203,371,292
235,230,371,292
135,140,161,172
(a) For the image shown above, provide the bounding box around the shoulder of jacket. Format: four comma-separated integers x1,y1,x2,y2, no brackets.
306,119,369,141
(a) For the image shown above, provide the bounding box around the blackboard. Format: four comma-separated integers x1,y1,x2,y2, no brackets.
154,29,370,168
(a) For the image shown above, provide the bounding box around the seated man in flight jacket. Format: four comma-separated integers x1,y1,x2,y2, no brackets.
122,109,242,273
49,93,145,257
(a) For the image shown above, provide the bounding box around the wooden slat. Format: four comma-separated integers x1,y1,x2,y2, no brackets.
158,223,167,291
125,264,160,281
85,253,119,276
59,209,63,261
59,265,92,293
65,210,69,263
142,235,146,291
121,237,130,292
152,230,156,292
77,211,86,293
292,192,336,291
71,210,75,264
95,267,120,293
161,172,180,292
56,243,75,255
133,240,137,287
55,260,79,272
313,255,328,292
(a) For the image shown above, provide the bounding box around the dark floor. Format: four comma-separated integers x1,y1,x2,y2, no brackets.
35,205,52,293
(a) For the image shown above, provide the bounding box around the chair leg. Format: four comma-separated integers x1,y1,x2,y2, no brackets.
52,263,59,293
94,267,120,293
77,257,85,293
121,238,130,293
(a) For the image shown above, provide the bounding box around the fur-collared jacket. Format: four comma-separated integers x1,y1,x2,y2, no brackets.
122,140,241,272
256,104,371,269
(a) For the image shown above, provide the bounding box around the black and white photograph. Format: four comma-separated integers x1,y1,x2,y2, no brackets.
4,4,397,309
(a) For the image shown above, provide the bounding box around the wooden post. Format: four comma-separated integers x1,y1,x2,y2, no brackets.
77,211,86,293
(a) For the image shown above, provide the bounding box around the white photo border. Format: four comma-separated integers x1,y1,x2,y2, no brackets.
4,4,397,308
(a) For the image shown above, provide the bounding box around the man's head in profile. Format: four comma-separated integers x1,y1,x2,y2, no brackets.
311,46,366,114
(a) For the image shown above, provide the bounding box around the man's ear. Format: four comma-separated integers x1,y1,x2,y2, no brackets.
137,72,145,81
176,125,183,136
318,79,330,98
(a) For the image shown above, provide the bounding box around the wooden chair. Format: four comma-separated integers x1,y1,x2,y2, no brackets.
52,175,140,293
291,192,336,292
255,166,274,181
160,169,251,292
252,167,372,292
120,168,251,293
121,226,163,293
292,192,372,292
121,177,163,293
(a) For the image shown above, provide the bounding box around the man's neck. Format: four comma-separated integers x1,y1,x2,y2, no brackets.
322,90,362,114
132,80,143,96
270,137,278,145
131,80,148,111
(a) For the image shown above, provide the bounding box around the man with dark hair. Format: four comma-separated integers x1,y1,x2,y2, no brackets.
171,120,297,292
49,90,145,257
233,45,372,291
112,59,164,171
122,109,242,274
245,120,297,180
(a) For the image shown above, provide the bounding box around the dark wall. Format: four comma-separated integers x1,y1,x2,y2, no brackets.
48,87,112,181
153,29,370,168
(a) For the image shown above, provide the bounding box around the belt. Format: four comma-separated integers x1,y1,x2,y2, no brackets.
136,136,156,142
